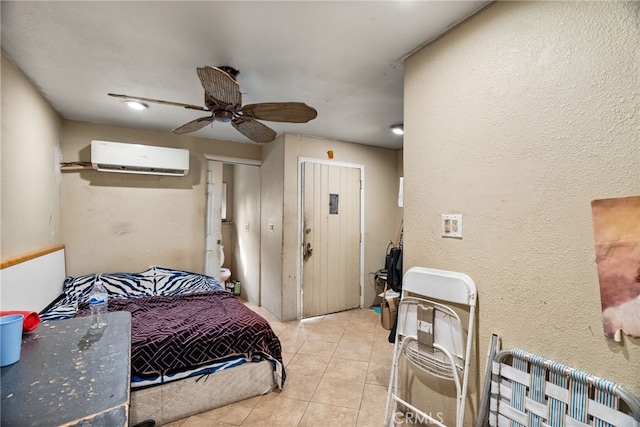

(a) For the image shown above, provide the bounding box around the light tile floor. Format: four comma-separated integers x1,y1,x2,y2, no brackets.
164,303,394,427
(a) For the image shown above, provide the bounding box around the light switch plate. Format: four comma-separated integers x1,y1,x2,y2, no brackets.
441,214,463,238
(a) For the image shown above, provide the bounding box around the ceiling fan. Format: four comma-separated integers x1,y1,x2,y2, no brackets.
109,66,317,143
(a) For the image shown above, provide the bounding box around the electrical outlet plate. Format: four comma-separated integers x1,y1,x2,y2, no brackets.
441,214,463,238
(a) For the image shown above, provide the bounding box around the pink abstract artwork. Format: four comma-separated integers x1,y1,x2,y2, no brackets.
591,195,640,342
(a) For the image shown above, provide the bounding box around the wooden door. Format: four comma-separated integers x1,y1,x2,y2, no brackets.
302,162,361,318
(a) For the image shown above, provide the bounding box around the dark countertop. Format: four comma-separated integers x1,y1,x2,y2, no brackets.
1,312,131,426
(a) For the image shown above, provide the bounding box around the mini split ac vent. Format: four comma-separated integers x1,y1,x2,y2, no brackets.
91,140,190,176
94,164,187,175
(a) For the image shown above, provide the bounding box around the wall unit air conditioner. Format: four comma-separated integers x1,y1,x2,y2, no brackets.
91,140,189,176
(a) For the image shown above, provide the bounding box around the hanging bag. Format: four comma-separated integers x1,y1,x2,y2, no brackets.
384,245,403,292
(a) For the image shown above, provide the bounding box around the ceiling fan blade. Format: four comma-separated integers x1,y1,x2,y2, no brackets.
242,102,318,123
232,118,277,143
196,66,240,107
108,93,208,111
172,116,214,134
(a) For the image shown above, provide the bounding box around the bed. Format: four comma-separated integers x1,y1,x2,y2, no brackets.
39,265,285,426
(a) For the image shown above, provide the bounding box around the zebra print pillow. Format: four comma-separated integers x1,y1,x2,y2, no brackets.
62,269,156,301
42,267,223,321
40,296,78,321
152,266,223,295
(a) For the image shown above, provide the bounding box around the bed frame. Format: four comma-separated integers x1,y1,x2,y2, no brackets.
1,246,278,426
130,361,276,425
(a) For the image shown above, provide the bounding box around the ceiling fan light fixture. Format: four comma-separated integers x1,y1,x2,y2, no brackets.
390,124,404,135
124,100,148,111
215,110,233,123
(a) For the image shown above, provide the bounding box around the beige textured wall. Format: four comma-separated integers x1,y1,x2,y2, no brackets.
404,0,640,419
232,164,261,304
1,53,63,260
280,134,402,321
60,120,261,276
260,137,285,318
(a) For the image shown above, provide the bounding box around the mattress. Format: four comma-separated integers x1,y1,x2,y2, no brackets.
131,356,254,390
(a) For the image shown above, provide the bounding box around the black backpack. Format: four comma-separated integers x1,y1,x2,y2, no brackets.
385,245,403,292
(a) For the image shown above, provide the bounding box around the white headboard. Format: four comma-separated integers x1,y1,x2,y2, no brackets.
0,245,66,312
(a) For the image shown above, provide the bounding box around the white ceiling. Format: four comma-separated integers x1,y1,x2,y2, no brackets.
1,1,489,149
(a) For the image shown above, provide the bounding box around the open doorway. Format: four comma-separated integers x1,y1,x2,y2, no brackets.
205,155,261,305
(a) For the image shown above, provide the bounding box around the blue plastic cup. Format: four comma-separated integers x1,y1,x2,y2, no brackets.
1,314,24,367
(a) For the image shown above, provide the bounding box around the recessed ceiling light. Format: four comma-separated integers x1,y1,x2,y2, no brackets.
124,100,148,111
390,124,404,135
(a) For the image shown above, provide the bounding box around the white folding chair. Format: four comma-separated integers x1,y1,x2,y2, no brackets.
384,267,477,427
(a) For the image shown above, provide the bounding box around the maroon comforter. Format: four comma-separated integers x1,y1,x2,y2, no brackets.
76,291,284,384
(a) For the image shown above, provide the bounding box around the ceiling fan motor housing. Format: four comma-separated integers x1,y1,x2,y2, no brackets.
214,110,233,123
218,66,239,79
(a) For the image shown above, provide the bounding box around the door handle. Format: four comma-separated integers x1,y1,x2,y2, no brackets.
303,242,313,261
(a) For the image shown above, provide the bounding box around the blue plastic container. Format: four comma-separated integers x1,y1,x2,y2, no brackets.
1,314,24,367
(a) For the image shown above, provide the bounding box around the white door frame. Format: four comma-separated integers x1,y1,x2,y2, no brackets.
297,156,365,318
